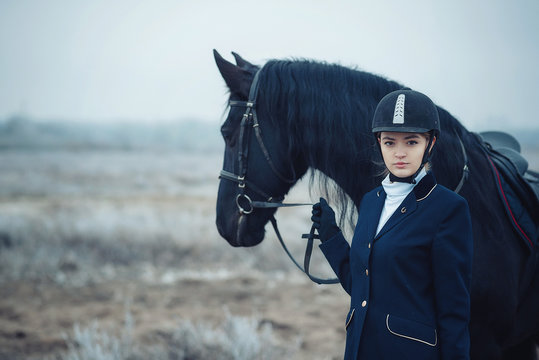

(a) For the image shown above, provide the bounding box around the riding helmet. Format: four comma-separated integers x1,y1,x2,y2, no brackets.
372,89,440,137
372,89,440,183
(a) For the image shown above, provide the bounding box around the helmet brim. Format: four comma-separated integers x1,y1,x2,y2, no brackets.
372,126,433,134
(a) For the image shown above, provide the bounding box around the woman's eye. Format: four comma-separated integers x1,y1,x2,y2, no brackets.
407,140,418,145
384,141,394,146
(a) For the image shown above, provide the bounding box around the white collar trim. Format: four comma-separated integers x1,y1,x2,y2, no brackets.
381,168,427,196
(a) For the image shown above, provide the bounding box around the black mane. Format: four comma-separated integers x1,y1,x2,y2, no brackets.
255,59,476,225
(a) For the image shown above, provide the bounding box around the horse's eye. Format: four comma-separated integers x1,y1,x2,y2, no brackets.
221,126,236,146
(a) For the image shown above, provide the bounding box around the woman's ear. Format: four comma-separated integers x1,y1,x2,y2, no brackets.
429,136,437,153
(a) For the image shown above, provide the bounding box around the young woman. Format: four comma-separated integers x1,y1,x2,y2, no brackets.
312,89,473,360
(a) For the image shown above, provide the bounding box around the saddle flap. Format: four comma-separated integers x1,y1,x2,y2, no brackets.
496,147,529,175
477,131,539,250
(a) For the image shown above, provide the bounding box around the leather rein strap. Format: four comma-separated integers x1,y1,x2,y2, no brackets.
220,70,338,285
454,133,469,194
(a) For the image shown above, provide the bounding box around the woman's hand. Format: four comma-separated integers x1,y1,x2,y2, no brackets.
311,197,340,242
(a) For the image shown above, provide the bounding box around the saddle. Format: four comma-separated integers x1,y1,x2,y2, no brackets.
478,131,539,250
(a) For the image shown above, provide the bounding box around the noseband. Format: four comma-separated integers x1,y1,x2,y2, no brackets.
219,70,338,285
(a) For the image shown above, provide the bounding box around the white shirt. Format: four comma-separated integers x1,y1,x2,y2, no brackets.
375,169,427,235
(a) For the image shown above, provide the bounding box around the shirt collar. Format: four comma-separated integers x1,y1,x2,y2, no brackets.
382,168,427,196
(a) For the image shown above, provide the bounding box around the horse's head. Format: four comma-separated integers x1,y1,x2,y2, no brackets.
214,50,307,247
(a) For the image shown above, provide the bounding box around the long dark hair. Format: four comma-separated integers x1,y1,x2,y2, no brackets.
254,59,473,225
253,60,399,224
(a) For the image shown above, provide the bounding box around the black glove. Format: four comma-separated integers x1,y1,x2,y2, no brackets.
311,197,340,242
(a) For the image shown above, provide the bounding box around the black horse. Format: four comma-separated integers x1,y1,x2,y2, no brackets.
213,50,539,359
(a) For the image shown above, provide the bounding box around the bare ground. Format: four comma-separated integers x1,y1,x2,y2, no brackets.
0,275,348,359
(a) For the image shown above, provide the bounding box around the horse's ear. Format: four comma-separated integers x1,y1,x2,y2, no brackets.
214,49,252,98
231,51,258,72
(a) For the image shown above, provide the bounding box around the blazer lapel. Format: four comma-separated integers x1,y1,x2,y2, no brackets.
374,191,418,240
366,189,386,241
356,189,386,267
371,172,437,241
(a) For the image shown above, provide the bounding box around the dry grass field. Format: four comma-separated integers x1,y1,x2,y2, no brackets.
0,136,537,359
0,148,350,359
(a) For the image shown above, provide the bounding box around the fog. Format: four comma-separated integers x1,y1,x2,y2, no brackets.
1,0,538,131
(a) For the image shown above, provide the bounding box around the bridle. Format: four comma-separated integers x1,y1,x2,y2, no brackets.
219,70,299,214
219,70,339,284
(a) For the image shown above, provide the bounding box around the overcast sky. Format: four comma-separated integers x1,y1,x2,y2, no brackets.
1,0,538,131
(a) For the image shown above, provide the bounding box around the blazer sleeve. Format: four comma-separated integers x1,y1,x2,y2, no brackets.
431,196,473,360
319,231,353,295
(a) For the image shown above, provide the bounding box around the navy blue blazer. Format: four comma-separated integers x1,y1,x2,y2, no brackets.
320,172,473,360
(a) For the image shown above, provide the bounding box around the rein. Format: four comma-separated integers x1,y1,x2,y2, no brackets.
454,134,469,194
220,70,339,285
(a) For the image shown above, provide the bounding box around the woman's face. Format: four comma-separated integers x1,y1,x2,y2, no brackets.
378,131,433,179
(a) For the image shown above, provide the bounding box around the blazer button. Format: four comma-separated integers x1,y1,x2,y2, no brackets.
365,269,369,276
361,300,367,307
368,243,371,249
401,207,406,213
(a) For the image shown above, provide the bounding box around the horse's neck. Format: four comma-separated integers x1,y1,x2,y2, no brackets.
298,120,383,205
272,65,401,204
312,157,378,206
299,115,379,206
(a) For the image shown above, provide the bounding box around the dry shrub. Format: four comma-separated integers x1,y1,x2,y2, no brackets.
60,309,296,360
